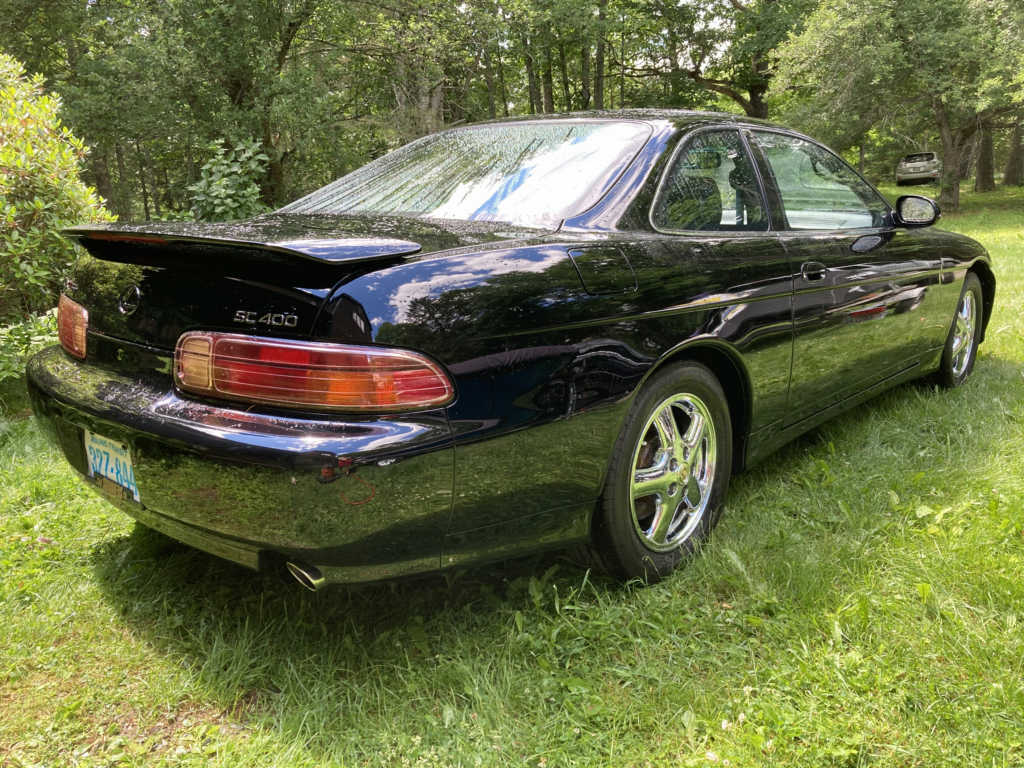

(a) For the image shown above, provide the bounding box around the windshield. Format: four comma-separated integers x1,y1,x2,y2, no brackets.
279,121,652,228
903,153,936,163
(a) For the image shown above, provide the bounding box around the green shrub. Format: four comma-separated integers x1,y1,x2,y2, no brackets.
0,309,56,384
0,53,113,324
187,139,269,221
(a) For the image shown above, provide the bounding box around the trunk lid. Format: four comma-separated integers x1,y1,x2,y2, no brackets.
64,213,544,352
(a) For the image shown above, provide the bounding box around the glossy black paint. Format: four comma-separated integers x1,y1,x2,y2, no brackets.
27,110,995,583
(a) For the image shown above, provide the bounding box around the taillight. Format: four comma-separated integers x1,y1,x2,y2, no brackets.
174,332,454,412
58,294,88,359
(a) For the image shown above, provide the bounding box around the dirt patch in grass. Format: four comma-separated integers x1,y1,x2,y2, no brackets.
0,667,246,765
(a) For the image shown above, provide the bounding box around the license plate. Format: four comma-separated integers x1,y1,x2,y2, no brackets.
84,430,140,502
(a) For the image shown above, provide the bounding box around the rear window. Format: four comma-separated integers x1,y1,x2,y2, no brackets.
903,153,936,163
279,121,652,228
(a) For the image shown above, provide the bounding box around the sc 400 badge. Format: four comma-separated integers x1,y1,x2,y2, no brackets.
233,310,299,327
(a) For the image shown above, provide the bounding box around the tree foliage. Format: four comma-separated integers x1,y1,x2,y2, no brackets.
0,53,112,322
188,140,269,221
0,0,1020,222
773,0,1022,209
0,0,826,220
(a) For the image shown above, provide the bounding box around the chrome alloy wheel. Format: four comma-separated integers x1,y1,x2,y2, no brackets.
630,393,717,552
950,289,978,378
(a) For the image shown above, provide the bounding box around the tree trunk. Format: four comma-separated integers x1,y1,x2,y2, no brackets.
935,105,961,211
859,143,865,175
496,49,509,117
89,150,117,217
579,43,591,109
746,86,768,119
1002,120,1022,186
746,55,771,119
135,144,162,219
261,114,285,207
619,26,625,108
974,121,995,192
114,142,132,220
666,29,682,105
134,142,151,220
146,159,162,218
482,48,497,119
593,0,607,110
958,134,975,181
420,81,444,134
558,41,571,111
522,37,540,114
541,43,555,113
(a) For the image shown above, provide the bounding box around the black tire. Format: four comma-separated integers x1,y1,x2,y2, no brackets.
935,272,983,388
592,362,732,583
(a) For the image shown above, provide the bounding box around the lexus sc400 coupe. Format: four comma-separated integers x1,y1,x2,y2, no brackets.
28,111,994,587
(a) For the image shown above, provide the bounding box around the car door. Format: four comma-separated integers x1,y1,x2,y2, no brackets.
748,129,949,427
649,127,794,439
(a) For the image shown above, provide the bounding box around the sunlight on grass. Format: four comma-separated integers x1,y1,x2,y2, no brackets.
1,185,1022,767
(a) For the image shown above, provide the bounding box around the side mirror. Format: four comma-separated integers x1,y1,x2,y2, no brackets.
894,195,940,228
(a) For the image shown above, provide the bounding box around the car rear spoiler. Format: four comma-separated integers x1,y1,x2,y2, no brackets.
61,226,422,280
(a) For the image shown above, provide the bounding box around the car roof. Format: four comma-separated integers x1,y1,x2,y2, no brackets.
461,108,778,131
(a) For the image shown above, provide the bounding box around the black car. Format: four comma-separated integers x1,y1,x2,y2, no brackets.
27,111,994,588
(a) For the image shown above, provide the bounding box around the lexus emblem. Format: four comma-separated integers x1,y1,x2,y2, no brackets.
118,285,142,316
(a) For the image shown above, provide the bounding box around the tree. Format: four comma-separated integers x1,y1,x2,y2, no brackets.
974,122,995,192
773,0,1022,209
1003,118,1023,187
624,0,811,119
0,53,112,322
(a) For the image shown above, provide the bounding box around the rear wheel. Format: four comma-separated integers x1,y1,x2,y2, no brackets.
936,272,982,388
593,362,732,582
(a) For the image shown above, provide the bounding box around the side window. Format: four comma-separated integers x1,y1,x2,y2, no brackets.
652,130,767,232
752,131,888,230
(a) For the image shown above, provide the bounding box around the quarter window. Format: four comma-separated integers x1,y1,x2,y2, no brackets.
653,130,767,232
752,131,888,230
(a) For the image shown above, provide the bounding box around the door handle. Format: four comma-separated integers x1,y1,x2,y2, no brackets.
801,261,828,281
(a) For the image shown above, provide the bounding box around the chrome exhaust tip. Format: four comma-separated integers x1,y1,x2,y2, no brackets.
285,561,325,592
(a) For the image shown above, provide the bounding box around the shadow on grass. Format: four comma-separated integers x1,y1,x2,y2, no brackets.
0,375,32,420
85,354,1022,759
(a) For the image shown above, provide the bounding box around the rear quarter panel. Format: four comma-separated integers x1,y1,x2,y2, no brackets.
320,230,795,565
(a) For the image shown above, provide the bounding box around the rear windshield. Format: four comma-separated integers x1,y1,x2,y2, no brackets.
279,121,652,228
903,153,936,162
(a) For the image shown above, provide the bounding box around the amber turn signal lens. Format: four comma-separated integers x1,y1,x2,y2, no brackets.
177,334,213,389
58,294,88,359
174,332,455,412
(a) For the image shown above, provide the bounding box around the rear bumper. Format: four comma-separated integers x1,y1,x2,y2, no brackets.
896,169,940,182
26,345,454,582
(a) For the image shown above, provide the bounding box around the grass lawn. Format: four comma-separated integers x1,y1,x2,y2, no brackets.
2,185,1022,767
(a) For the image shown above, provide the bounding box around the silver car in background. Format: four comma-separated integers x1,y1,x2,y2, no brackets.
896,152,941,185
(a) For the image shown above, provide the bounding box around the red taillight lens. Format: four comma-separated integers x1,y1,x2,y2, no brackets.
174,332,454,412
58,294,88,359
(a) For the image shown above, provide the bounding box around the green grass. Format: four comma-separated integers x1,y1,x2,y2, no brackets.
2,185,1023,767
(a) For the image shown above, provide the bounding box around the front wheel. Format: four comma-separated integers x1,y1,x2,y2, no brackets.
935,272,982,388
593,362,732,582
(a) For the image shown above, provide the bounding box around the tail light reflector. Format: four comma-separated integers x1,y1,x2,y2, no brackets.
174,332,454,412
58,294,88,359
